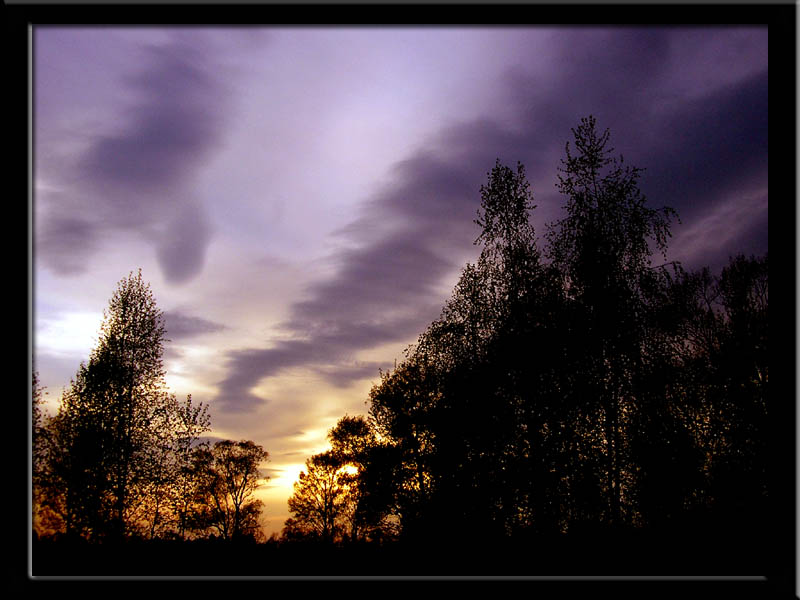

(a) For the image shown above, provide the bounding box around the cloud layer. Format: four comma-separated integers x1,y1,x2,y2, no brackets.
213,27,768,412
34,27,768,416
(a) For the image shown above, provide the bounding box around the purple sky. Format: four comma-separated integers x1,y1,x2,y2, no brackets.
33,26,768,537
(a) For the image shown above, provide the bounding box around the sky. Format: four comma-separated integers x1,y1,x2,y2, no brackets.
32,26,768,538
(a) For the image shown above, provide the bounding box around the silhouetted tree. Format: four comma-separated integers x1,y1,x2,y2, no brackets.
32,371,50,532
34,270,215,541
546,115,679,527
367,356,438,539
682,255,768,525
45,363,112,538
284,450,352,543
168,394,212,540
326,414,392,541
365,159,570,542
192,440,268,541
358,117,706,544
140,393,211,539
85,270,171,538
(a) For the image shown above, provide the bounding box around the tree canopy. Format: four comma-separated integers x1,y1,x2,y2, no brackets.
308,116,768,555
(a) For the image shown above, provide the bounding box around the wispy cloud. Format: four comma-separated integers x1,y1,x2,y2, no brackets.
670,189,768,272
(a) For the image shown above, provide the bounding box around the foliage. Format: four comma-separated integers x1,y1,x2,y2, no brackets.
192,440,269,541
32,270,265,543
32,371,51,531
284,451,351,543
332,116,768,548
33,118,768,567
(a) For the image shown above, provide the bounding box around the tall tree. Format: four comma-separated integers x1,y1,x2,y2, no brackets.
365,159,560,541
546,115,678,526
350,118,765,553
40,270,178,540
88,269,170,537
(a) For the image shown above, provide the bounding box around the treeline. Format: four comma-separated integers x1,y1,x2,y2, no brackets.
281,117,769,565
32,116,770,575
32,271,269,544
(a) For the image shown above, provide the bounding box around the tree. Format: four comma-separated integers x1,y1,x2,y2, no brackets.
284,450,352,543
168,394,212,540
32,371,50,533
193,440,268,541
339,118,766,556
140,393,211,540
44,364,111,537
546,115,679,527
364,159,562,541
35,269,198,540
678,254,769,525
367,356,438,539
327,415,372,540
325,414,399,542
85,269,171,538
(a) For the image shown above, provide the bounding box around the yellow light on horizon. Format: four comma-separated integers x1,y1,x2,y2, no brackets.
270,463,307,491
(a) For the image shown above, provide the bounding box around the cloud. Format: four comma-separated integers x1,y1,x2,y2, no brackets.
35,212,101,276
79,37,225,198
637,68,768,214
36,31,230,284
162,309,227,340
502,28,768,270
156,201,214,284
312,361,390,389
213,148,500,412
669,189,768,273
213,27,767,413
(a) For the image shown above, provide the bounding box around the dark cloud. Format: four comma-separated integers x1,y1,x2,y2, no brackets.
505,27,768,270
156,202,214,284
313,361,390,389
636,68,768,226
80,39,224,199
215,27,767,412
162,309,227,340
38,32,229,283
288,239,455,329
216,302,440,413
217,347,292,413
214,149,501,411
35,212,100,275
